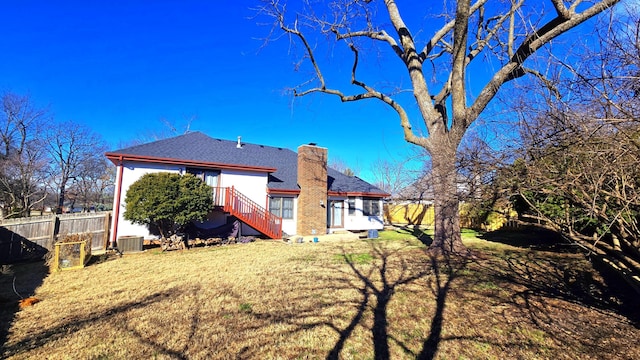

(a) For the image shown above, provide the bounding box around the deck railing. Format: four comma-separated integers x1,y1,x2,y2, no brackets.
213,187,282,239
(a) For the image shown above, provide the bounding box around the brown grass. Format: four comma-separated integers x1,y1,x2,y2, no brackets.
1,232,638,359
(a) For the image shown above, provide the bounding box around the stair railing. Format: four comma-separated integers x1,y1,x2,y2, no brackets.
213,186,282,239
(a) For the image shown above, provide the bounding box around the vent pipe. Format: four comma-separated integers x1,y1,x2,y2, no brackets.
237,136,242,148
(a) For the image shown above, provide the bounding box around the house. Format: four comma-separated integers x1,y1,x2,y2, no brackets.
105,132,388,243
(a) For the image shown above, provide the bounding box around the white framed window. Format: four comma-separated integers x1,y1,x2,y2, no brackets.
347,197,356,215
186,168,219,187
362,198,380,216
269,197,294,219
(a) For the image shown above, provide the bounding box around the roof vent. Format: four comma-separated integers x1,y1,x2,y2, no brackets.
237,136,242,149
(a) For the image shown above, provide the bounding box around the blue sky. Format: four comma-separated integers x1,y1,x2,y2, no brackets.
0,1,419,183
2,1,630,184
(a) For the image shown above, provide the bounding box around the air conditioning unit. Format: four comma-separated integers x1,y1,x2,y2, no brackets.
116,236,144,253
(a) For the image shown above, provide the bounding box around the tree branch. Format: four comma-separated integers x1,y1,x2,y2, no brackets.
420,0,488,59
451,0,471,131
383,0,440,137
468,0,620,124
550,0,573,19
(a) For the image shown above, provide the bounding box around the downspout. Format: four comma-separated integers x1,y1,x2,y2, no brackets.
110,156,125,248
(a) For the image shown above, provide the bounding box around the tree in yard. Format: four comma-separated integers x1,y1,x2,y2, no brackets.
0,92,49,218
506,110,640,292
501,5,640,292
45,120,108,213
68,156,115,212
123,172,213,239
260,0,621,254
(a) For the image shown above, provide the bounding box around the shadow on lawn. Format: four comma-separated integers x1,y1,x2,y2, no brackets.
480,228,640,326
240,236,466,359
270,232,638,359
325,240,437,359
480,226,576,252
6,235,636,359
1,285,193,359
323,238,470,360
330,238,487,360
0,260,48,352
387,223,433,246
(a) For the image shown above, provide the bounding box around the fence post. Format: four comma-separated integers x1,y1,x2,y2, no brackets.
103,212,111,250
49,215,60,247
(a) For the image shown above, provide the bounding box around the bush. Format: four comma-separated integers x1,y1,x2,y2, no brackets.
123,172,213,239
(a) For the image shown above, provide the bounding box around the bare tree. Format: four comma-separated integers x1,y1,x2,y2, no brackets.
510,109,640,292
131,115,198,146
455,132,514,228
45,121,109,213
260,0,621,254
68,156,115,212
0,92,49,218
370,156,416,198
504,6,640,292
329,156,360,176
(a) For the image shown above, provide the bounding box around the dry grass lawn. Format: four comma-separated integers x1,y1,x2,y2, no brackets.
1,228,638,359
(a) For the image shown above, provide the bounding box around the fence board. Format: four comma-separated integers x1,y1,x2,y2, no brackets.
0,212,111,264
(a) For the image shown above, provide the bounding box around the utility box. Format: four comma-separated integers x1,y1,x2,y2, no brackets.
368,229,379,239
117,236,144,253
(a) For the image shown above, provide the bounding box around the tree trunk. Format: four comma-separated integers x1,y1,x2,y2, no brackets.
57,182,66,214
428,142,466,255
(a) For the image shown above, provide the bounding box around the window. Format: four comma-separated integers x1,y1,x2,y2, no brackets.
362,198,380,216
347,197,356,215
269,197,294,219
186,168,219,187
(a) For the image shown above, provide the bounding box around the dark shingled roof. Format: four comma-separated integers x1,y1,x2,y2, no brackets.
107,132,387,196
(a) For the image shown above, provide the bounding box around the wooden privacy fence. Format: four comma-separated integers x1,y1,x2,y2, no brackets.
0,212,111,264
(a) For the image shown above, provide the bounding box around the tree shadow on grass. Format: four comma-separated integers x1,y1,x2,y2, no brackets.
0,260,48,353
1,284,193,359
9,236,635,359
480,228,640,326
326,241,438,359
267,234,639,359
244,237,469,359
386,223,433,246
415,252,472,360
480,226,576,252
459,248,640,358
327,240,477,360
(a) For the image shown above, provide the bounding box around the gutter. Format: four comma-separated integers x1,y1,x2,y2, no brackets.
105,153,277,173
328,191,391,198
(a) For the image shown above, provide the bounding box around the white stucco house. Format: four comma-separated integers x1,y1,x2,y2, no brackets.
106,132,388,243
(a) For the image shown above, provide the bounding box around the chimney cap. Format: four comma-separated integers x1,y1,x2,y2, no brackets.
308,142,317,146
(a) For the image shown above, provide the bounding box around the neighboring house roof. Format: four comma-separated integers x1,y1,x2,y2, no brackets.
106,132,388,197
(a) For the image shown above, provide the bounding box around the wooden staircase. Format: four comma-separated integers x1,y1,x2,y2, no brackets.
213,187,282,239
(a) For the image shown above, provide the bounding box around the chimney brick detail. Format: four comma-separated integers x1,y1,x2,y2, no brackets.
296,144,328,236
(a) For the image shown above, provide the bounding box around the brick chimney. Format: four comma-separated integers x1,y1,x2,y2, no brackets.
297,143,328,236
